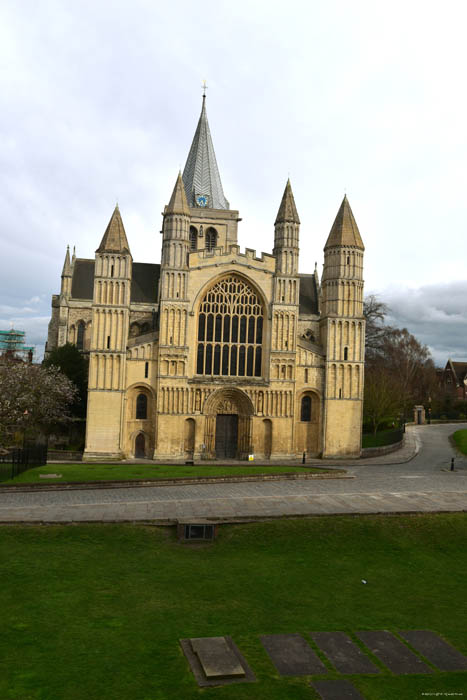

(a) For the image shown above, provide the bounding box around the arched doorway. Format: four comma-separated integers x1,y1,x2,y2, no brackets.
203,388,254,460
135,433,146,458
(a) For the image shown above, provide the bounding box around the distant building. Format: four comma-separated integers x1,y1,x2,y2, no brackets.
46,96,366,461
0,329,34,363
439,359,467,400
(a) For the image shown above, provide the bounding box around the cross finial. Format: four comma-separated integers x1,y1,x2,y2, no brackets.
202,79,208,97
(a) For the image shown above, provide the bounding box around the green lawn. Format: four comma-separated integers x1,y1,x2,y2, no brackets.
2,463,330,485
362,429,402,448
452,429,467,455
1,515,467,699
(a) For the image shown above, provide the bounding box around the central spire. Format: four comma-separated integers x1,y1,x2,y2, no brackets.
182,95,229,210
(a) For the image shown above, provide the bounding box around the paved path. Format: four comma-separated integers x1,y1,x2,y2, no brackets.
0,424,466,523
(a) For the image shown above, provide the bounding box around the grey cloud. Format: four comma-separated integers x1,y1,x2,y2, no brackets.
376,282,467,366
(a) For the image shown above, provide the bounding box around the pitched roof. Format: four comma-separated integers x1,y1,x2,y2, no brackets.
182,95,229,210
96,205,131,254
448,359,467,384
275,179,300,225
299,273,319,315
70,260,160,304
325,195,364,250
166,172,190,216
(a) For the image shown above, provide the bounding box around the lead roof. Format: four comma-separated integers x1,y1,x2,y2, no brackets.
182,96,229,210
70,261,318,314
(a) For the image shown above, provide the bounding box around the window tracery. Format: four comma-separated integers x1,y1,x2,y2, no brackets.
196,275,263,378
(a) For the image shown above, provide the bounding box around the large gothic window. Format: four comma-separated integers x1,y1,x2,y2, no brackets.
196,275,263,378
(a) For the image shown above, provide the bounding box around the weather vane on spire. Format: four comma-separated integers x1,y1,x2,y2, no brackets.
202,79,208,97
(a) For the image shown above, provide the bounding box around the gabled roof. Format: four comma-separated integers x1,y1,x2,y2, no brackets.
96,205,131,254
275,179,300,225
182,96,229,210
166,172,190,216
325,195,364,250
447,359,467,384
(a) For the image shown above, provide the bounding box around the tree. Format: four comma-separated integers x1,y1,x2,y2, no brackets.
379,328,437,417
0,361,78,446
364,364,401,433
363,295,438,425
43,343,88,418
363,294,392,357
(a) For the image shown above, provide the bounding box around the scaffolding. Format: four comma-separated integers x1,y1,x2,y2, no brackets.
0,329,35,361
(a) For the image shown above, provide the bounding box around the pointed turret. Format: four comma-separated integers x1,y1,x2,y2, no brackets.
182,95,229,210
97,205,131,254
275,179,300,225
167,172,190,216
273,179,300,277
60,245,72,297
62,245,71,276
325,195,364,250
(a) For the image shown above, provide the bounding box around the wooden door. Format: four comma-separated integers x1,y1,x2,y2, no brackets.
215,414,238,458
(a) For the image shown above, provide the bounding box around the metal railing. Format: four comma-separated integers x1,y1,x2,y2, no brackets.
0,445,48,482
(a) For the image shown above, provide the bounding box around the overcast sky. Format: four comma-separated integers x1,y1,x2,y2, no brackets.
1,0,466,365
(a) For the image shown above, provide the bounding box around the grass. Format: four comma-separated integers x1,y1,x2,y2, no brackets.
452,429,467,455
1,514,467,699
362,428,402,448
0,463,330,485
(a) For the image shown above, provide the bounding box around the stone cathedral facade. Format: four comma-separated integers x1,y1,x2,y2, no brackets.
46,96,365,461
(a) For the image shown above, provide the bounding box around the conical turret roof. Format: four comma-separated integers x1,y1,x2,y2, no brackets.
275,179,300,224
325,195,364,250
182,95,229,210
166,172,190,216
97,205,131,254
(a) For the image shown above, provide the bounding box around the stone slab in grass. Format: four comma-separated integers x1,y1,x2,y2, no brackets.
400,631,467,671
357,631,432,674
180,636,256,687
260,633,327,676
191,636,244,679
311,679,366,699
311,632,380,674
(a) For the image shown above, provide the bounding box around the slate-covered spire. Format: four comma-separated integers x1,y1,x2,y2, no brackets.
97,205,131,254
166,171,190,216
325,195,364,250
274,179,300,224
182,95,229,210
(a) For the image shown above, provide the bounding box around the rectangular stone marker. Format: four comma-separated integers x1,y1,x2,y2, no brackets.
312,679,365,700
190,636,245,679
260,633,327,676
400,631,467,671
312,632,380,674
180,636,256,687
357,631,432,674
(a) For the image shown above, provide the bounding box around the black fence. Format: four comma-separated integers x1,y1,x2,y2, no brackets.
0,444,48,482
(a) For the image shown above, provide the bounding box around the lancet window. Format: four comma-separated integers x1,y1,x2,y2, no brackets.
136,393,148,420
205,227,217,251
189,226,197,251
76,321,85,350
196,275,263,378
